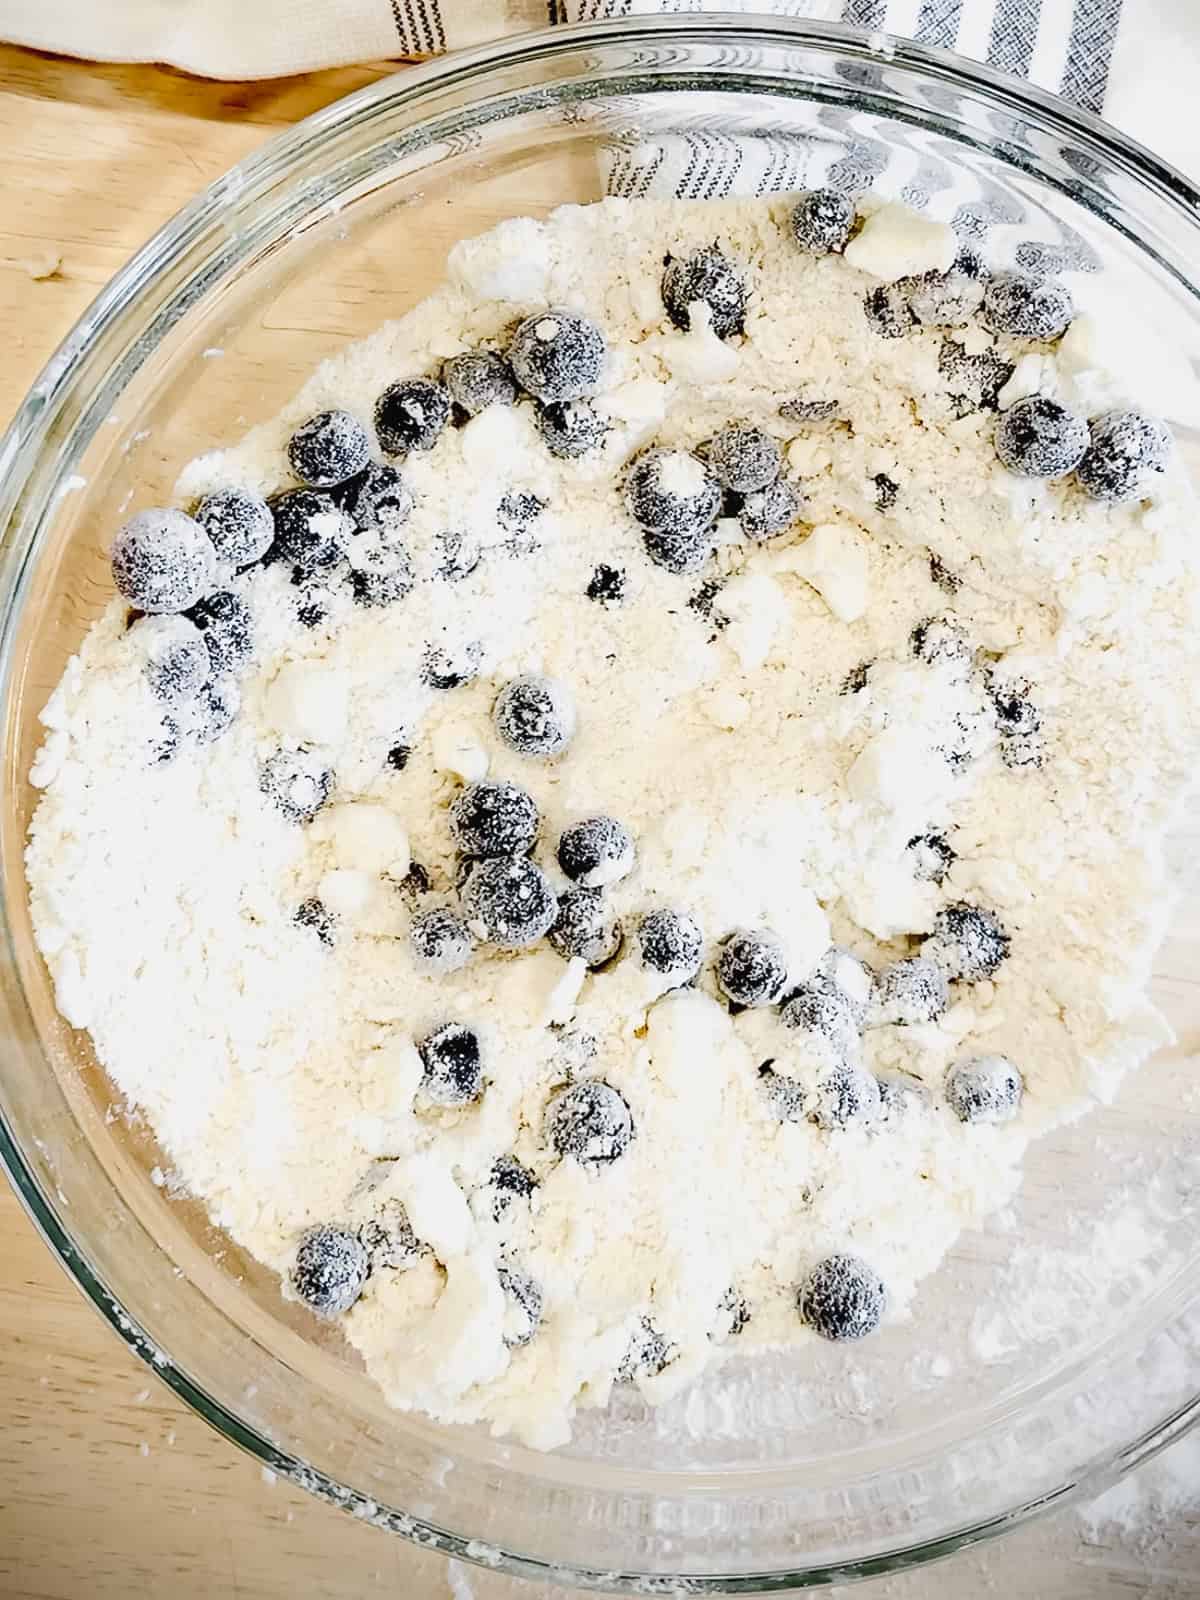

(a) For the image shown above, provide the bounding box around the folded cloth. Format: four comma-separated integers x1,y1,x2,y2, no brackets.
0,0,1195,175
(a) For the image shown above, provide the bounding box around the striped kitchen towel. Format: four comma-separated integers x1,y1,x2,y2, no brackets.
0,0,1195,178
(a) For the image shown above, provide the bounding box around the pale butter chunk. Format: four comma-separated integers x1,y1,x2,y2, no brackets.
659,302,739,384
447,216,554,303
778,522,870,622
263,659,348,746
315,801,409,876
843,202,957,280
431,722,489,783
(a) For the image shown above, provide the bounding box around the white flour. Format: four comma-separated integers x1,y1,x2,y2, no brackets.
24,196,1200,1448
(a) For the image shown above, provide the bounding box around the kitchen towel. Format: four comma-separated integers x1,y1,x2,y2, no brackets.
0,0,1195,177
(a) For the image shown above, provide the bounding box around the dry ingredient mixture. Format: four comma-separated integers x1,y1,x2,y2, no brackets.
25,194,1200,1448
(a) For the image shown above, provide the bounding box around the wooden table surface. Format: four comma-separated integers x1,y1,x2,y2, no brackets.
0,39,1197,1600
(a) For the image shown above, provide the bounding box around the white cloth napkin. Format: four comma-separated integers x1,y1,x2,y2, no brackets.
1,0,1195,176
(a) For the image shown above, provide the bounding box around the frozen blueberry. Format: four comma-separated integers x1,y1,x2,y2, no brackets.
945,1053,1023,1124
864,282,916,339
626,448,720,573
995,396,1089,478
738,478,804,542
661,246,747,339
360,1200,424,1271
870,957,948,1026
911,616,972,669
938,341,1015,414
190,677,240,744
288,410,371,488
111,508,217,614
536,399,608,459
758,1062,807,1123
905,269,985,328
294,896,336,947
618,1316,675,1380
876,1073,930,1121
347,546,415,608
717,929,788,1008
421,639,482,689
462,858,558,949
443,349,519,417
260,748,334,824
417,1022,484,1106
790,189,856,254
433,527,481,583
811,1064,882,1130
374,378,451,456
547,1079,634,1165
702,425,782,494
410,905,474,974
492,674,576,759
981,270,1074,341
1076,409,1171,503
557,816,635,888
906,831,956,885
498,1265,543,1349
497,491,546,540
873,473,900,512
508,310,606,403
449,781,539,858
549,887,621,967
295,589,331,629
810,946,876,1028
185,589,253,677
798,1253,886,1341
339,462,415,536
292,1225,369,1317
781,983,861,1057
924,902,1009,982
637,909,703,986
194,487,274,570
138,615,209,705
489,1154,537,1219
269,488,354,578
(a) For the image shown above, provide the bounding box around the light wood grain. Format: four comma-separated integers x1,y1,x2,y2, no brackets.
0,39,1197,1600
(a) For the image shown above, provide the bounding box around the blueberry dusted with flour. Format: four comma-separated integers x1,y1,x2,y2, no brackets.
184,589,253,677
493,674,576,758
717,929,788,1008
626,448,721,574
618,1317,675,1381
661,246,747,339
864,282,916,340
547,1079,634,1166
191,677,241,744
111,508,217,614
586,564,625,605
738,478,804,542
1076,410,1171,503
462,858,558,949
637,909,703,987
790,189,856,255
702,425,782,494
557,816,635,888
489,1154,537,1218
292,1225,369,1317
288,410,371,488
347,544,415,608
138,615,209,705
410,906,474,974
498,1265,543,1349
260,748,334,824
810,946,875,1027
549,887,621,967
907,831,956,885
294,896,336,947
981,270,1074,341
911,616,972,670
422,639,482,689
537,399,608,459
811,1064,882,1130
194,487,274,570
374,378,451,456
945,1053,1023,1124
450,780,539,858
508,310,606,404
907,269,985,328
924,902,1009,982
418,1022,484,1106
270,488,354,578
870,957,948,1026
360,1200,424,1271
443,349,519,417
781,983,861,1057
339,462,415,536
995,396,1089,479
798,1253,886,1341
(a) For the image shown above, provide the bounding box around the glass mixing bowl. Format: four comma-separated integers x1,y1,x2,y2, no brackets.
3,16,1200,1592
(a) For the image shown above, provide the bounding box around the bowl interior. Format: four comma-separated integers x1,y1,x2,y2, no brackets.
3,21,1200,1589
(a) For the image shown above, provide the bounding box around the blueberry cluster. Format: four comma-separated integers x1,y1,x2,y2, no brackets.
996,397,1169,501
700,422,804,545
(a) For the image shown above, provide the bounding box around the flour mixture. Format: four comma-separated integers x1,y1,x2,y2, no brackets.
25,193,1200,1447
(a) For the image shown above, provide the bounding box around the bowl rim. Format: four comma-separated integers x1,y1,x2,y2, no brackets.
3,14,1200,1591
